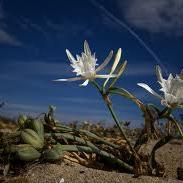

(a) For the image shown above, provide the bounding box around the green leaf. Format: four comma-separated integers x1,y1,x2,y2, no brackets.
108,87,144,111
109,60,127,88
103,48,122,90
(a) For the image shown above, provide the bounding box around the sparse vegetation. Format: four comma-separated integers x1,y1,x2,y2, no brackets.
0,42,183,182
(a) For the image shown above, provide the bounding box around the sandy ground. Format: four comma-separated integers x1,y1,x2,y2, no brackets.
1,163,182,183
156,140,183,179
0,140,182,183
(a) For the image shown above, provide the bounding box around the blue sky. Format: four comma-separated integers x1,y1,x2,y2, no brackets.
0,0,183,126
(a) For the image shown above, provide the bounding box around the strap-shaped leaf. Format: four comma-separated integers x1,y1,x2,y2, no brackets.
108,87,145,111
109,60,127,88
103,48,122,89
177,105,183,110
56,144,133,172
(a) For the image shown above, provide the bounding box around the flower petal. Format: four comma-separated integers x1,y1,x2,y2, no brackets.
53,77,82,82
84,40,91,55
137,83,163,100
111,48,122,74
96,74,117,78
103,48,122,88
156,65,163,83
66,49,77,63
168,73,173,81
164,93,178,104
95,50,113,73
80,79,89,86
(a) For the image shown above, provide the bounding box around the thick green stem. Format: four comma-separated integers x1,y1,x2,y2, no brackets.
91,80,102,92
107,104,126,141
91,81,140,162
106,103,140,161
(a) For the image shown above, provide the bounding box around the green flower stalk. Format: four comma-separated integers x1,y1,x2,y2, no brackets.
91,80,141,162
53,41,140,162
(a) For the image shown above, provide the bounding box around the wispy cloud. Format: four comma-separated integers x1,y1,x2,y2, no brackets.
0,101,108,122
16,16,93,43
45,18,93,38
0,29,22,46
1,102,46,119
0,3,22,46
58,97,100,104
17,17,50,41
120,0,183,36
0,60,72,81
90,0,168,75
7,103,45,112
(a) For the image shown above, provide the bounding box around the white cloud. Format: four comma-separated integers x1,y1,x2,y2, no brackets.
0,101,108,122
7,103,45,112
0,60,71,80
120,0,183,35
17,17,50,41
0,3,22,46
0,61,74,90
45,18,93,38
0,29,22,46
0,60,157,85
1,102,46,119
58,97,100,104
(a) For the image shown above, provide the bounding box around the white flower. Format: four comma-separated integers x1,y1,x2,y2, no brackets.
137,66,183,108
54,40,118,86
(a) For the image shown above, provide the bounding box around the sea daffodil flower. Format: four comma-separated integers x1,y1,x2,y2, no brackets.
54,40,118,86
137,65,183,108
